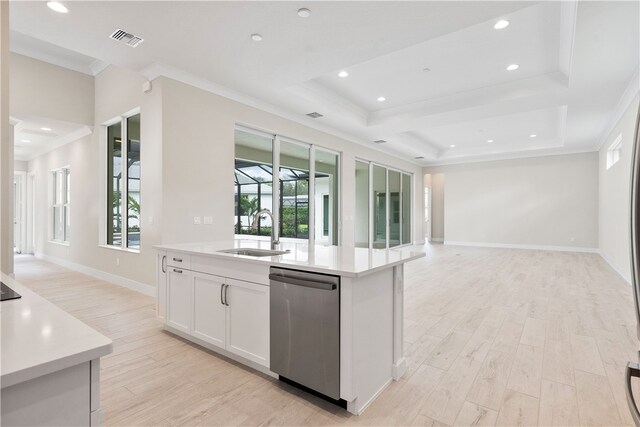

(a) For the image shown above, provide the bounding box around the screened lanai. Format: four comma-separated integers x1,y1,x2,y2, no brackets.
234,159,327,239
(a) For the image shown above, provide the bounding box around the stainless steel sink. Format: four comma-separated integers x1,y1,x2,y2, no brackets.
218,248,290,257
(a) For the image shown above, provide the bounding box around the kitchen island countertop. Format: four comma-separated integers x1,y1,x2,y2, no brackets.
154,239,425,277
0,274,113,389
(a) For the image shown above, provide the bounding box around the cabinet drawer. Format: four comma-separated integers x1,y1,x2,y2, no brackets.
167,252,191,269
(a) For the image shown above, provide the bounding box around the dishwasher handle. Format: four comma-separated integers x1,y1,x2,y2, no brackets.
269,274,337,291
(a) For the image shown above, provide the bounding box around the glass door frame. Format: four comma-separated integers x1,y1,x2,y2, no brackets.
356,158,413,250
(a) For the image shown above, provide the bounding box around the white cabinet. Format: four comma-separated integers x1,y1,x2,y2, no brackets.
226,278,269,366
192,272,226,349
158,254,270,368
167,267,192,334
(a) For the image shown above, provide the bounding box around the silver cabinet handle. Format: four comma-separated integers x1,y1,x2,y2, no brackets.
173,268,183,274
220,283,225,306
161,256,166,273
626,361,640,426
172,257,183,262
224,284,230,306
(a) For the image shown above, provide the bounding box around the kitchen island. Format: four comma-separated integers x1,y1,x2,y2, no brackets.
1,274,113,426
155,239,424,415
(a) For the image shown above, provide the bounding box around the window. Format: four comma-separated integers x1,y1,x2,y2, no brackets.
106,112,141,250
607,133,622,170
51,167,70,243
233,126,340,245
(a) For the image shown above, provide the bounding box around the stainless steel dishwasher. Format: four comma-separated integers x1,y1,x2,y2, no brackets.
269,267,341,400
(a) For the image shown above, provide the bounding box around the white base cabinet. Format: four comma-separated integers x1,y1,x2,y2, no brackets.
159,255,269,368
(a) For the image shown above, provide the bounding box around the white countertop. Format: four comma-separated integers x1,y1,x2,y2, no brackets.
1,275,113,389
154,239,425,277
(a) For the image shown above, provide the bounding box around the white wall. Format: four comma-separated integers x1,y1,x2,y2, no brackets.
20,61,423,289
27,63,162,289
14,160,27,172
10,53,93,126
599,96,639,282
159,77,423,249
425,153,599,250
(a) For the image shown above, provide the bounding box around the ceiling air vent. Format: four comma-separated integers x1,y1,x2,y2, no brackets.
306,112,323,119
414,156,424,160
373,140,387,144
110,29,144,48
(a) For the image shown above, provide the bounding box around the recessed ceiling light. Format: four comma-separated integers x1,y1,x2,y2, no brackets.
414,156,424,160
529,134,537,138
21,139,31,143
47,1,68,13
487,139,494,143
41,127,52,131
373,140,387,144
506,64,519,71
251,33,263,42
494,20,510,30
450,144,456,148
297,8,311,18
422,67,431,72
377,96,386,102
338,70,349,78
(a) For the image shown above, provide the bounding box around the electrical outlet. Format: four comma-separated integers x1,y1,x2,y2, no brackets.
203,216,213,225
149,215,154,225
116,258,120,266
193,216,202,225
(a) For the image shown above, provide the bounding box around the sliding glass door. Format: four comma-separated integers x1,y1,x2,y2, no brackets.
356,160,412,249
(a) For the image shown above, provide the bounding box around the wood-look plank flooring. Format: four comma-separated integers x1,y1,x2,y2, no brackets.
13,244,638,426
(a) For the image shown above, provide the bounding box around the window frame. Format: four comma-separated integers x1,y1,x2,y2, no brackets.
49,166,70,245
101,108,141,252
606,133,623,170
234,124,341,246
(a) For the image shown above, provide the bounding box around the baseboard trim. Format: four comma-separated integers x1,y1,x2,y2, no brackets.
34,253,155,297
430,238,444,243
443,241,599,254
597,251,632,284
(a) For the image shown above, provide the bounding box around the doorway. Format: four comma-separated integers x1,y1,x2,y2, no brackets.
424,174,432,243
13,172,27,254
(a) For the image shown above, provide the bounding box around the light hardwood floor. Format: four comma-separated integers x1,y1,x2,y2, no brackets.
13,244,639,426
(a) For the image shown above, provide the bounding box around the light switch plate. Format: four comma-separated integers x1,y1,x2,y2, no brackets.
204,216,213,225
193,216,201,225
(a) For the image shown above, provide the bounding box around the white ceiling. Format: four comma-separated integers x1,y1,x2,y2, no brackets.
14,116,91,161
8,1,640,165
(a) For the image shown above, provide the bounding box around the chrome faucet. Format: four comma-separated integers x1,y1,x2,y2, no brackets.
251,209,279,250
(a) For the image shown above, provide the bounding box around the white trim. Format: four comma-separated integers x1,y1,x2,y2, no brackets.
596,70,640,151
598,250,632,285
422,147,598,168
430,237,444,243
140,64,411,164
48,240,70,247
34,253,155,297
98,244,140,254
444,240,599,253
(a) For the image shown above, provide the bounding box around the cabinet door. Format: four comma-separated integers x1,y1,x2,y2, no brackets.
156,252,167,321
192,272,226,349
167,267,192,334
225,278,269,367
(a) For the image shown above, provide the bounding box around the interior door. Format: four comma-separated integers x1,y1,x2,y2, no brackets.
13,174,23,254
